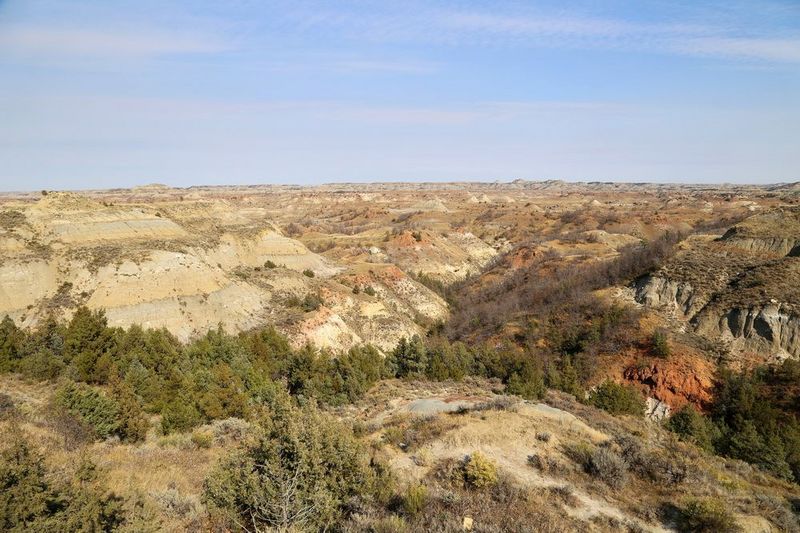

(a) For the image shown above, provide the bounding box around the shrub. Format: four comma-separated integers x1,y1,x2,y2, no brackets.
17,349,64,381
0,431,123,531
651,329,670,357
666,405,716,452
463,451,498,489
157,433,193,449
588,381,645,417
161,394,202,434
369,515,408,533
209,418,250,443
679,498,739,532
301,293,323,312
364,286,376,296
563,442,594,466
203,392,373,531
0,393,14,419
302,269,315,278
384,426,404,447
400,415,459,451
55,381,120,439
191,430,213,449
402,484,428,517
527,454,566,475
565,442,628,489
549,484,577,506
264,260,277,269
585,447,628,489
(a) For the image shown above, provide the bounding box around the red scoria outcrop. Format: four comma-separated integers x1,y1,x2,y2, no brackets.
622,352,715,410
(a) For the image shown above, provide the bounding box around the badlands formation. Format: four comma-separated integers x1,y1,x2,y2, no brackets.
3,181,800,532
1,180,797,363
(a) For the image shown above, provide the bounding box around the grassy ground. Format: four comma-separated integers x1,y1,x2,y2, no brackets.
2,374,799,532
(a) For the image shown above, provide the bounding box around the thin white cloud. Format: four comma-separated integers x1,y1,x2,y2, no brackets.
0,94,626,132
675,37,800,62
280,3,800,64
0,26,228,58
329,59,438,74
442,12,641,39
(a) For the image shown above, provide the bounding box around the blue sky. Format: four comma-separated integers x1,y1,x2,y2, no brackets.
0,0,798,190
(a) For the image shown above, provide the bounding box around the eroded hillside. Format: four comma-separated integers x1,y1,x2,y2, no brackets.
2,181,800,532
2,181,791,356
636,207,800,362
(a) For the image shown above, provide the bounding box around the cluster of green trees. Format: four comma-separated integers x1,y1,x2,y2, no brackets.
203,388,382,531
0,309,387,436
0,308,602,432
385,334,585,400
4,301,800,489
668,360,800,482
0,431,124,531
586,381,647,417
55,379,148,442
1,391,390,532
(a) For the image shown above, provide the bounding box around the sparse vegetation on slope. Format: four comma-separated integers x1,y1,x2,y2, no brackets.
2,183,800,531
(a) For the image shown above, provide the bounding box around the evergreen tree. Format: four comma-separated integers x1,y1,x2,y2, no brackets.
0,431,55,530
588,381,646,417
64,307,114,383
666,405,716,452
160,393,202,434
109,371,149,443
726,420,765,464
203,391,372,531
559,357,583,397
0,431,123,531
0,316,23,372
393,335,428,378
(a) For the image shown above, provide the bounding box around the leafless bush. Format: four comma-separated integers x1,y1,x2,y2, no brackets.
586,447,628,488
284,222,304,237
527,454,568,476
40,403,94,449
151,487,203,519
209,417,250,443
472,396,518,412
566,443,629,489
753,495,800,533
0,393,15,420
447,231,684,339
548,484,578,506
0,209,26,229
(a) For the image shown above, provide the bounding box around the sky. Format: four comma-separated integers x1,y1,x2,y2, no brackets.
0,0,799,190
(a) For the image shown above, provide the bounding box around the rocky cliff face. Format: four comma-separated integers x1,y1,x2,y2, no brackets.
693,303,800,360
634,275,701,319
719,207,800,256
634,209,800,362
